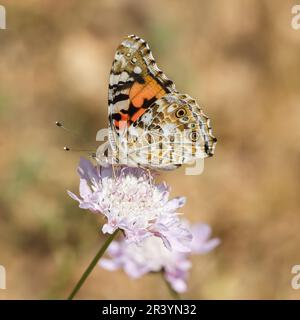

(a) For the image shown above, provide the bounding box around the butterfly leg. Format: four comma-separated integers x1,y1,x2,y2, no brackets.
139,166,154,186
111,163,117,180
147,168,153,186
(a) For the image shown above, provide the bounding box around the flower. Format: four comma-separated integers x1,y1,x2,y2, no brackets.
99,222,220,293
68,158,192,251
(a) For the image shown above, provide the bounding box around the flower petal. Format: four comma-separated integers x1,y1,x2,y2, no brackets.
99,259,121,271
79,178,92,198
191,223,220,254
78,157,99,182
102,223,116,234
165,197,186,211
67,190,81,203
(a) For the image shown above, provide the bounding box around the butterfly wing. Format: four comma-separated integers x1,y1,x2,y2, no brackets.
108,34,177,153
124,93,217,170
106,35,217,170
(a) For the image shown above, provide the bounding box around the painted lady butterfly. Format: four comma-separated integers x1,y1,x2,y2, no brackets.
97,35,217,170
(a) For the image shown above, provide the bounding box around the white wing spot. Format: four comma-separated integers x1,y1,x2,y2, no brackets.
141,111,153,125
134,66,142,74
167,104,176,113
161,123,177,134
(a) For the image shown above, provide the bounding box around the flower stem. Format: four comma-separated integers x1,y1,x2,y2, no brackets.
67,229,120,300
161,272,182,300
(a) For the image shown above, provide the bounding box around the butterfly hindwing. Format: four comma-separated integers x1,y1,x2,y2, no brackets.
124,93,217,169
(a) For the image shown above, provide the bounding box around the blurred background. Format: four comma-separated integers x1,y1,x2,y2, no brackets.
0,0,300,299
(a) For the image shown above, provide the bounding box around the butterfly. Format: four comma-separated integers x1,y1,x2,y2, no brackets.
96,35,217,170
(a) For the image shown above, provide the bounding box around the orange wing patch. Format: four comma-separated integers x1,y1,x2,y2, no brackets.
113,76,167,129
114,112,129,130
130,75,166,109
131,108,146,122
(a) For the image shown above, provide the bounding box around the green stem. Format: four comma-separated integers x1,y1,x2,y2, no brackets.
161,272,182,300
68,229,120,300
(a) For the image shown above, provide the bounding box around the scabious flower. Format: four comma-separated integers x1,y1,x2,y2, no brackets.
99,223,220,293
68,158,192,252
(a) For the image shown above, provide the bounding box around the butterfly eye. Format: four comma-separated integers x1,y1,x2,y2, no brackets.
175,108,187,118
189,131,200,142
189,123,196,129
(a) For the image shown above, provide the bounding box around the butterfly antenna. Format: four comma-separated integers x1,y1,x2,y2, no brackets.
55,121,81,138
56,120,97,150
63,146,96,158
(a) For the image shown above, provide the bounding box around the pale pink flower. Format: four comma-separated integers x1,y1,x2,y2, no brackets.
100,222,220,293
68,158,192,251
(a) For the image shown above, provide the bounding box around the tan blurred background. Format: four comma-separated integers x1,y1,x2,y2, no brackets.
0,0,300,299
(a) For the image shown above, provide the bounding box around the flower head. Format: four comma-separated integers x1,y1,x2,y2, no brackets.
99,222,220,293
68,158,192,251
